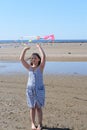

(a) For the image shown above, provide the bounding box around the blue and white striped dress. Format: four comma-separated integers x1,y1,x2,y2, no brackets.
26,67,45,108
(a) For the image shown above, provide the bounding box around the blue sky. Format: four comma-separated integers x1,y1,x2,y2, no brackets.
0,0,87,40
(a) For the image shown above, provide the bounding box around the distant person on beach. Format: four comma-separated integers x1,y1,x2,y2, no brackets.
20,44,46,130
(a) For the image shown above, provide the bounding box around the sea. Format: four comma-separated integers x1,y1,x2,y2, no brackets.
0,39,87,44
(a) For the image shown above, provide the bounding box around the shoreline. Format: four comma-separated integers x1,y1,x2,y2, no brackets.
0,42,87,130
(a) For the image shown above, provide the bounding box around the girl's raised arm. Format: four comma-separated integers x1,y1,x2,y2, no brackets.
36,44,46,71
20,47,30,70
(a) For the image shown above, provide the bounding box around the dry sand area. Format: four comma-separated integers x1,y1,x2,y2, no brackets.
0,43,87,130
0,42,87,61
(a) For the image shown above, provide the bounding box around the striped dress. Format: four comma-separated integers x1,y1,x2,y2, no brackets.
26,66,45,108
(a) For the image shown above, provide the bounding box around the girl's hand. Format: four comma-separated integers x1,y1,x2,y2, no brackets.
36,44,40,48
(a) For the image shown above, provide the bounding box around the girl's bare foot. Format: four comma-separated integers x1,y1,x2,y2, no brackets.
37,124,42,130
31,123,36,130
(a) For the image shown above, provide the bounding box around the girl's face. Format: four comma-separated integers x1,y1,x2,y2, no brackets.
31,54,40,66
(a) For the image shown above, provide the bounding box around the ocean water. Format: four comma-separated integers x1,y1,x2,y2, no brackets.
0,61,87,75
0,39,87,44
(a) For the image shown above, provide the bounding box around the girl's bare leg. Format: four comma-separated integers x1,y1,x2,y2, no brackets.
30,108,36,129
36,104,42,130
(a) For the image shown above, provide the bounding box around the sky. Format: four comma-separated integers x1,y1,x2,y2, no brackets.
0,0,87,40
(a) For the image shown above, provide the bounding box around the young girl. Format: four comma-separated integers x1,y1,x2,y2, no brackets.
20,44,46,130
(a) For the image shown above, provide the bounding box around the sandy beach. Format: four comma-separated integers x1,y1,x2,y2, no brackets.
0,74,87,130
0,43,87,130
0,42,87,61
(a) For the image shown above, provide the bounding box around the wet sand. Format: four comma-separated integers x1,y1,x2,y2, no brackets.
0,74,87,130
0,43,87,130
